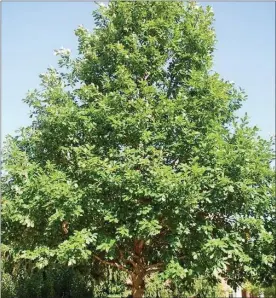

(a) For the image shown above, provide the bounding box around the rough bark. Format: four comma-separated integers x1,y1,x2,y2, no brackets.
131,240,146,298
131,266,146,298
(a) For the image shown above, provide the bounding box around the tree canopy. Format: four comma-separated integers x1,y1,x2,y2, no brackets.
2,1,275,297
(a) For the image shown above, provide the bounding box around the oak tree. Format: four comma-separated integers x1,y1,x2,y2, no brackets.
2,2,275,297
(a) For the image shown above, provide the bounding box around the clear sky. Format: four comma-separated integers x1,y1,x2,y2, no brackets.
2,2,275,143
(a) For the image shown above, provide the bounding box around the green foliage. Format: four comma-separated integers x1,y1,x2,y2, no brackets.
242,280,276,298
263,282,276,298
2,264,276,298
144,274,227,298
1,264,128,298
2,0,275,295
1,272,16,298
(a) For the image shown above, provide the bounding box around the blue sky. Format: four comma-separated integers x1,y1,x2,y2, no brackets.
2,2,275,142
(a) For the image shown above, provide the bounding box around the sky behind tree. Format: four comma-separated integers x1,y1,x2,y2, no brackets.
2,2,275,142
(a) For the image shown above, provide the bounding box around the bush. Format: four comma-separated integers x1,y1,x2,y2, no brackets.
1,272,16,298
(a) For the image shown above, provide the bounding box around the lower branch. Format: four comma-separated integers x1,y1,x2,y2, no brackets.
93,255,130,273
145,262,164,274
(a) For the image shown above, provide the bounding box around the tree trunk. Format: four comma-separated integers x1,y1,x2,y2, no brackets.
131,267,146,298
131,240,146,298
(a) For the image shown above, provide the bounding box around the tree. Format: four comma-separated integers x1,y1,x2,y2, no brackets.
2,1,275,297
